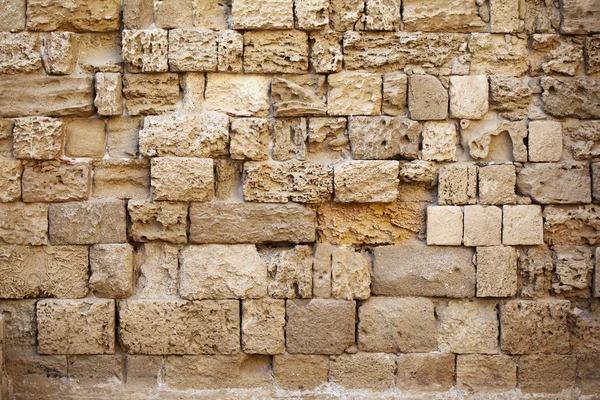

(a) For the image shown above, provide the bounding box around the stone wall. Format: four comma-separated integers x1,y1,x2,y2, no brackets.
0,0,599,398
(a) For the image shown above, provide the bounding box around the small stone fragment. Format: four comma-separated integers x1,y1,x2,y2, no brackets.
127,201,187,244
90,244,134,299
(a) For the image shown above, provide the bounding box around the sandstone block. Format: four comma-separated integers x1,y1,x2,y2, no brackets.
119,300,239,354
12,117,63,160
521,0,561,33
205,73,271,117
330,0,365,31
438,300,499,354
543,205,600,245
123,73,179,116
286,299,355,354
427,206,463,246
307,117,349,160
348,116,421,160
94,72,122,116
272,75,326,117
232,0,293,29
5,355,67,398
181,72,204,112
365,0,400,31
382,72,407,116
403,0,486,32
358,297,437,353
586,35,600,74
562,0,600,34
126,355,163,385
214,160,243,200
244,31,308,74
134,243,179,299
64,118,106,158
552,246,593,297
122,30,168,73
107,117,141,158
76,33,122,73
265,245,313,299
295,0,329,30
92,159,150,200
438,163,477,205
168,29,218,72
0,160,22,202
478,164,517,205
241,299,285,354
331,248,370,300
67,354,124,382
463,205,502,247
469,33,529,75
190,202,316,244
477,246,517,298
127,200,187,243
151,157,213,202
42,32,76,75
462,118,528,161
490,0,520,32
272,118,308,161
421,122,458,162
457,355,516,392
49,200,126,245
309,31,343,73
397,353,455,392
489,75,533,120
570,304,600,352
542,77,600,119
22,160,90,203
520,354,577,393
327,72,382,116
408,75,448,121
0,300,36,355
230,118,270,160
0,32,41,74
0,0,26,32
0,203,48,245
577,353,600,394
503,205,544,245
26,0,120,31
517,163,591,204
217,30,243,72
312,243,334,299
530,35,584,76
528,120,563,162
372,242,475,297
153,0,193,29
273,353,328,390
37,299,115,354
334,160,399,203
330,353,396,390
449,75,489,119
89,244,134,299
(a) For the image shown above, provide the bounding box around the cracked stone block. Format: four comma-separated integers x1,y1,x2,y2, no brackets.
265,245,313,299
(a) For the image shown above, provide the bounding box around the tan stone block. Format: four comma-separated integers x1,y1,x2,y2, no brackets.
123,73,179,116
528,120,563,162
263,245,313,299
396,353,455,392
273,353,328,390
330,0,365,31
503,205,544,245
438,300,499,354
49,200,126,245
272,118,307,161
464,205,502,247
194,0,230,29
348,116,421,160
214,159,243,201
119,300,239,355
5,355,67,399
94,72,122,116
128,200,187,244
331,248,370,300
0,32,41,74
205,73,271,117
190,202,316,244
12,117,63,160
531,35,584,77
307,117,349,160
42,32,76,74
64,118,106,158
272,75,326,117
552,245,593,297
0,300,36,355
586,35,600,74
403,0,486,32
427,206,463,246
0,160,22,203
126,355,163,385
180,244,267,300
461,118,528,161
490,0,520,32
75,32,122,74
593,163,600,203
327,71,382,116
469,33,529,75
107,117,141,158
244,30,308,74
134,243,180,299
478,164,517,205
68,354,124,382
517,246,553,300
596,248,600,297
26,0,120,31
489,75,533,120
295,0,329,30
358,297,437,353
22,160,90,203
90,244,134,299
330,353,396,390
501,299,570,354
309,31,343,73
217,30,243,72
421,121,458,162
232,0,293,29
154,0,193,29
543,205,600,245
180,72,204,113
123,0,153,29
230,118,269,161
569,302,600,352
0,0,26,32
542,77,600,119
37,299,115,354
242,299,285,354
122,30,168,73
312,243,334,298
577,353,600,394
438,163,477,205
334,160,399,203
562,0,600,34
517,162,592,204
92,159,150,200
0,245,88,299
477,246,517,297
0,203,48,245
168,29,217,72
151,157,213,202
457,355,516,392
365,0,401,31
382,72,407,116
408,75,448,121
449,75,489,119
520,354,577,393
286,299,355,355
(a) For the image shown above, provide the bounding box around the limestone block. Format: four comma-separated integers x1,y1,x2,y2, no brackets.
232,0,293,29
295,0,329,30
119,300,239,354
577,353,600,394
26,0,120,31
365,0,400,31
42,32,76,75
180,72,204,113
12,117,63,160
128,201,187,244
437,300,499,354
286,299,355,354
330,353,396,390
551,246,594,297
461,118,528,162
126,355,163,385
562,0,600,34
272,75,326,117
154,0,193,29
327,72,382,116
317,202,425,245
0,300,36,354
358,297,437,352
408,75,448,121
168,29,218,72
75,33,122,74
194,0,230,30
37,299,115,354
89,244,133,299
0,203,48,245
122,30,168,73
543,205,600,245
477,246,517,297
244,31,308,74
421,122,458,162
65,118,106,158
107,117,141,158
348,116,421,160
94,72,123,116
0,245,88,299
329,0,365,31
570,304,600,352
151,157,213,202
517,162,592,204
243,162,333,203
0,160,22,202
371,242,475,297
427,206,463,246
0,75,94,117
530,35,584,76
520,0,561,33
489,75,534,120
217,30,243,72
5,355,67,399
449,75,489,119
180,244,267,300
334,161,399,203
469,33,529,76
230,118,269,161
542,77,600,119
273,353,328,390
49,200,126,245
586,35,600,74
0,32,41,74
518,246,553,299
215,160,242,200
67,354,124,382
503,205,544,246
501,299,570,354
123,73,179,116
490,0,519,32
403,0,486,32
438,163,477,205
190,202,316,244
0,0,26,32
272,118,308,161
478,164,517,205
22,160,91,202
264,245,313,299
520,354,577,393
463,205,502,247
311,243,333,299
205,73,271,117
92,159,150,200
123,0,153,29
457,355,517,392
399,160,438,186
134,243,180,298
397,353,455,392
382,72,407,116
331,248,370,300
309,31,343,73
241,299,285,354
307,117,349,160
562,120,600,161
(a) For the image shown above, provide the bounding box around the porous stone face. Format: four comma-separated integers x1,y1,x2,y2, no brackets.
563,120,600,161
449,75,489,119
517,163,592,204
265,245,313,299
543,205,600,245
244,31,308,74
327,72,382,116
438,163,477,205
477,246,518,297
382,73,408,116
489,75,534,120
272,75,326,117
469,33,529,75
127,201,187,244
551,246,594,297
37,299,115,355
0,160,22,202
0,299,36,354
402,0,486,32
151,157,214,202
204,73,271,117
12,117,64,160
562,0,600,34
119,300,239,355
519,354,577,393
364,0,401,31
134,243,179,299
123,73,179,116
0,0,26,32
232,0,293,29
22,160,90,204
0,32,41,74
427,206,463,246
241,299,285,354
502,205,544,246
570,303,600,352
295,0,329,30
334,161,399,203
408,75,448,121
490,0,519,32
107,117,141,158
530,35,584,76
478,164,517,205
329,0,365,31
348,116,421,160
421,122,458,162
230,118,270,161
397,353,455,392
218,30,243,73
331,248,370,300
272,118,307,161
89,244,134,299
457,355,517,392
587,35,600,74
95,72,123,116
122,30,168,73
463,205,503,247
542,77,600,119
461,118,528,161
358,297,437,353
273,354,328,390
42,32,75,75
92,159,150,200
168,29,217,72
0,203,48,245
309,31,343,73
330,353,396,390
26,0,121,31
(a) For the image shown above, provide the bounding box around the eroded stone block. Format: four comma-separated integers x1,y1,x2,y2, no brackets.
477,246,518,297
0,203,48,245
12,117,63,160
403,0,486,32
244,30,308,74
330,353,396,390
89,244,134,299
503,205,544,246
348,116,421,160
205,73,271,117
230,118,270,161
26,0,120,32
128,201,187,244
241,299,285,354
168,29,218,72
232,0,293,29
331,248,370,300
438,163,477,205
334,161,399,203
327,71,382,116
408,75,448,121
0,32,41,74
272,75,326,117
265,245,313,299
151,157,214,202
122,30,168,73
123,73,179,116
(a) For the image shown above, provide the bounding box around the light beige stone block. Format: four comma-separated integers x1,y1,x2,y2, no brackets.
438,300,499,354
127,201,187,244
478,164,517,205
151,157,214,202
503,205,544,245
22,160,91,203
217,30,243,72
90,244,134,299
0,203,48,245
205,73,271,117
230,118,270,161
449,75,489,119
95,72,122,116
232,0,293,29
334,160,399,203
463,205,502,247
331,248,371,300
427,206,463,246
421,122,458,162
295,0,329,30
241,299,285,354
265,245,313,299
438,163,477,205
12,117,63,160
122,30,168,73
528,120,563,162
168,29,218,72
42,32,76,75
408,75,448,121
0,160,22,202
327,72,382,116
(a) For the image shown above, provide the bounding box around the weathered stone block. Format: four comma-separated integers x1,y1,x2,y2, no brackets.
67,354,124,382
5,355,67,399
217,30,243,72
530,35,584,76
168,29,218,72
272,118,307,161
205,73,271,117
330,353,396,390
520,354,577,393
544,205,600,245
264,245,313,299
26,0,120,31
0,32,41,74
0,160,22,203
577,353,600,394
0,300,36,355
348,116,421,160
272,75,326,117
397,353,455,392
327,72,382,116
542,77,600,119
273,353,328,390
331,248,370,300
403,0,486,32
92,159,150,200
134,243,179,299
0,203,48,245
309,31,343,73
123,73,179,116
153,0,193,29
364,0,400,31
438,300,499,354
89,244,134,299
329,0,365,31
382,72,407,116
586,35,600,74
478,164,517,205
562,0,600,34
107,117,141,158
151,157,213,202
244,31,308,74
295,0,329,30
528,121,563,162
477,246,517,297
593,163,600,202
408,75,448,121
438,163,477,205
180,72,204,112
569,303,600,353
552,246,593,297
464,205,502,247
503,205,544,245
22,160,90,203
0,0,26,32
127,200,187,244
94,72,122,116
427,206,463,246
518,163,591,204
462,118,528,161
334,161,399,203
490,0,519,32
421,122,458,162
75,32,122,74
241,299,285,354
122,30,168,73
489,75,533,120
126,355,163,385
12,117,63,160
457,355,517,392
214,159,243,201
449,75,489,119
230,118,270,161
307,117,349,160
232,0,293,29
42,31,76,75
469,33,529,75
64,118,106,158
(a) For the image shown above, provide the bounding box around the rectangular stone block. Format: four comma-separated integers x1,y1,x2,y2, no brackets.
503,205,544,246
64,118,106,158
0,300,36,355
123,73,179,116
92,159,150,200
517,162,592,204
151,157,214,202
68,354,124,382
230,118,270,161
562,0,600,34
402,0,486,32
272,118,307,161
478,164,517,205
365,0,401,31
107,117,141,158
265,245,313,299
122,30,168,73
334,161,399,203
421,121,458,162
0,203,48,245
274,353,328,390
295,0,329,30
330,353,396,390
449,75,489,119
0,32,41,74
477,246,517,297
309,31,343,73
463,205,502,247
327,72,382,116
42,31,76,74
168,29,218,72
244,30,308,74
307,117,349,160
119,300,239,355
438,300,499,354
0,160,22,202
397,353,455,392
0,0,26,32
89,244,134,299
551,245,594,297
94,72,123,116
37,299,115,354
126,355,163,386
427,206,463,246
331,248,370,300
134,243,180,299
127,201,187,244
544,205,600,245
382,72,408,116
26,0,120,31
272,75,326,117
348,116,421,160
520,354,577,393
577,353,600,394
22,160,90,202
49,200,126,245
5,355,67,399
457,355,517,392
218,30,243,72
242,299,285,355
13,116,64,160
469,33,529,75
204,73,271,117
232,0,293,29
542,77,600,119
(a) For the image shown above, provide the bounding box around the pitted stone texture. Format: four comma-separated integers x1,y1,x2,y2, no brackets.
562,0,600,34
0,160,21,203
180,245,267,300
0,299,36,354
477,246,518,298
528,121,563,162
329,0,365,31
518,246,553,299
397,353,455,392
26,0,120,31
402,0,486,32
272,75,326,117
37,299,115,355
122,30,168,73
308,117,349,161
205,73,271,117
449,75,489,119
348,116,421,160
119,300,239,355
457,355,517,392
563,120,600,161
230,118,270,161
408,75,448,121
94,72,123,116
0,203,48,245
479,164,517,205
517,163,592,204
92,159,150,200
265,245,313,299
469,33,529,75
364,0,400,31
501,299,570,354
128,201,187,244
490,0,519,32
542,77,600,119
551,246,594,297
312,243,334,298
12,117,64,160
0,245,88,299
437,300,499,354
190,203,316,244
218,30,243,73
243,162,333,203
427,206,463,246
214,161,248,201
331,248,370,300
0,0,26,32
123,73,179,116
569,303,600,352
241,299,285,355
22,160,90,203
520,354,577,393
271,118,307,161
586,35,600,74
89,244,134,299
330,353,396,390
489,75,534,121
334,161,399,203
42,32,76,75
134,243,179,299
295,0,329,30
286,299,355,355
0,32,41,74
168,29,218,72
244,31,308,74
232,0,293,29
372,242,475,297
5,355,68,399
503,205,544,246
309,31,343,73
151,157,214,202
530,35,584,76
463,205,502,247
327,72,382,116
520,0,561,33
382,73,408,116
544,205,600,245
421,122,458,162
274,354,328,390
358,297,437,353
438,163,477,205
